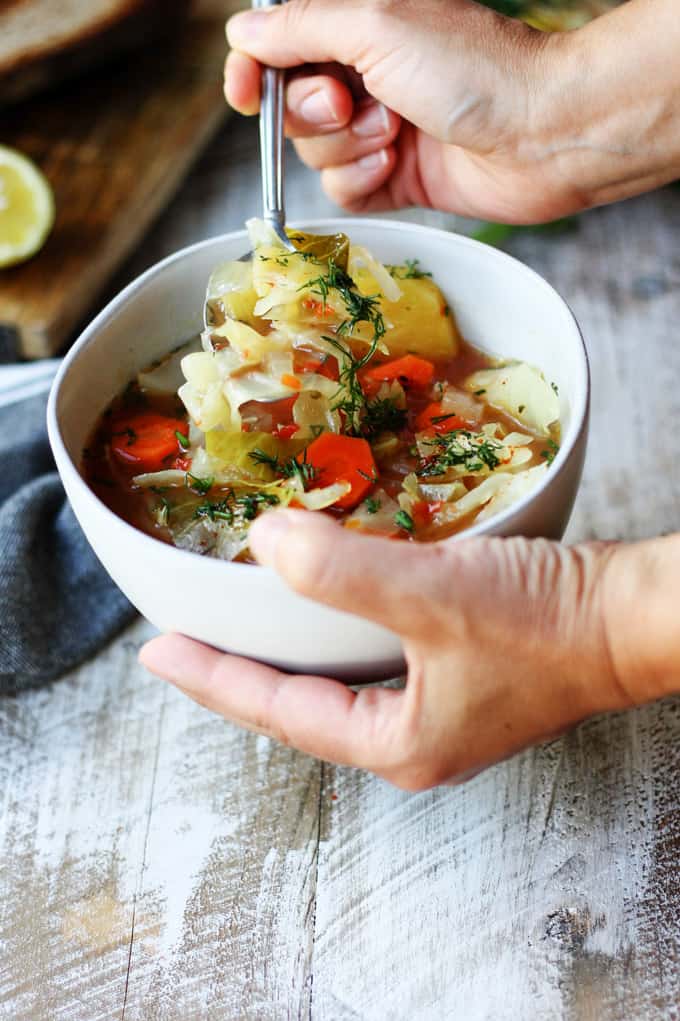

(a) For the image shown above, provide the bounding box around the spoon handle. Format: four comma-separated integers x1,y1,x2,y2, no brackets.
255,0,290,245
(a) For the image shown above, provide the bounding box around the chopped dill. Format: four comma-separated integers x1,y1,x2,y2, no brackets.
249,448,319,488
541,439,560,465
389,259,432,280
297,257,389,436
361,397,407,438
194,489,280,526
365,497,381,514
186,473,214,495
417,429,503,477
394,509,415,533
323,332,380,435
175,430,190,450
302,258,386,342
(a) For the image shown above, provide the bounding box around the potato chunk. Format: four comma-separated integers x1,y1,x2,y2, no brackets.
351,265,461,359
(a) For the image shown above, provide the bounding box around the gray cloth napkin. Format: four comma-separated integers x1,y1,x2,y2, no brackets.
0,382,136,694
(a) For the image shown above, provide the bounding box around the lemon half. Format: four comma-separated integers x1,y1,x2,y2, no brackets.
0,145,55,269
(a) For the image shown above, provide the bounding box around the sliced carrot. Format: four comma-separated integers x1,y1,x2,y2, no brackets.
111,413,188,471
415,402,468,434
293,348,339,381
281,373,303,391
299,433,377,510
360,354,435,396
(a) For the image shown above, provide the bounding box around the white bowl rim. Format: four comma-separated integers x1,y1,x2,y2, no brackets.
47,217,590,577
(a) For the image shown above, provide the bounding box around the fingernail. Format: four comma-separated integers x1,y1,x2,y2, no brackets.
249,511,295,567
298,88,339,127
227,8,271,43
352,101,391,138
356,149,389,171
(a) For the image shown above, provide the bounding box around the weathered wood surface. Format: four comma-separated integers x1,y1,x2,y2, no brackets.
1,114,679,1020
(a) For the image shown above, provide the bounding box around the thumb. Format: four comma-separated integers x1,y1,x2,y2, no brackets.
226,0,534,146
248,509,446,637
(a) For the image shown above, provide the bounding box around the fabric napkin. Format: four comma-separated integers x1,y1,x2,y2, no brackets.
0,365,136,694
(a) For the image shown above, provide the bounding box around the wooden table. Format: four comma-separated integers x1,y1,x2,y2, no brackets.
1,114,679,1021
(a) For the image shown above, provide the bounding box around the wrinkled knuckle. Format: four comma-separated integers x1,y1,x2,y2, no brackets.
284,0,314,33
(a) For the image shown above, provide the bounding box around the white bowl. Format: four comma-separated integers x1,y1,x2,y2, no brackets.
47,219,589,682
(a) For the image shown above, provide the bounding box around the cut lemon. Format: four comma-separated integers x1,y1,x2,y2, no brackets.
0,145,55,269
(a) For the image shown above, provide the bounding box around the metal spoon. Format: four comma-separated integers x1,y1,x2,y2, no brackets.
256,0,296,253
204,0,294,329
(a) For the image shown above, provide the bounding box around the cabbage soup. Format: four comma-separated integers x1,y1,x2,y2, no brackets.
83,221,562,562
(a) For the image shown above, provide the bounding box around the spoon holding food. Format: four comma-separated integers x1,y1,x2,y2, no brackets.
205,0,294,329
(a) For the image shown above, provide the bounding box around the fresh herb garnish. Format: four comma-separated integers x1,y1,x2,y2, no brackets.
194,489,281,526
357,467,379,483
302,258,386,341
551,381,559,396
394,509,415,533
298,258,388,436
518,405,526,415
186,473,214,495
541,439,560,465
417,429,503,477
389,259,432,280
249,448,319,488
195,497,235,523
365,497,381,514
239,491,281,520
473,389,486,397
362,397,407,438
323,332,380,435
175,430,190,450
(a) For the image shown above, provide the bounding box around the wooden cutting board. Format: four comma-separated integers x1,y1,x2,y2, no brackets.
0,1,243,360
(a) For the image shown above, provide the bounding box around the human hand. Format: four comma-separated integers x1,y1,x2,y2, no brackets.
224,0,680,223
140,510,637,791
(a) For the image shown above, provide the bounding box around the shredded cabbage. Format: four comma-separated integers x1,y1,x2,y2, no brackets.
475,463,548,522
465,363,559,437
348,244,402,303
344,488,400,534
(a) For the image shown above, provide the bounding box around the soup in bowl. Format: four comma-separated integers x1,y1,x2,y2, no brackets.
47,219,589,682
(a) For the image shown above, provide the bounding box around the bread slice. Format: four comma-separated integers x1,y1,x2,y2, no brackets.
0,0,192,106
